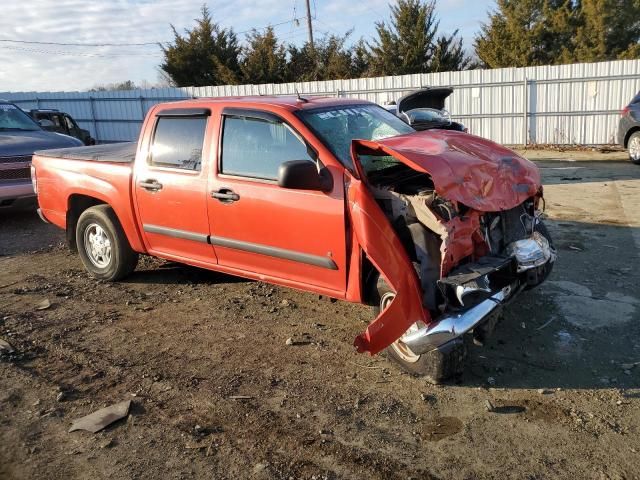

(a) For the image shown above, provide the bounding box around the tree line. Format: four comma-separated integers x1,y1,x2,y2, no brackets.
475,0,640,68
155,0,640,88
159,1,474,87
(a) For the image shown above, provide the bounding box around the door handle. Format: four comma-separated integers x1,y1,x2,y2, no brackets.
211,188,240,203
139,179,163,192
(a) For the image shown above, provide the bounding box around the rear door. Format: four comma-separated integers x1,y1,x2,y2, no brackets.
133,107,217,266
206,108,347,295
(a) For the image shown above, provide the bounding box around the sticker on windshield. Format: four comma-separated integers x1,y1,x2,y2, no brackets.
0,104,18,111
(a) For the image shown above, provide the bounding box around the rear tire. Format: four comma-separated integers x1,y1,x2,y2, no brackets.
369,276,466,383
76,205,138,281
628,131,640,165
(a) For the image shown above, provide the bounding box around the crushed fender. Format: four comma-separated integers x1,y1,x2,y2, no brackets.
346,172,429,355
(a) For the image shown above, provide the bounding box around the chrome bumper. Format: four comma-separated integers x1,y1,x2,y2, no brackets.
0,181,34,204
403,284,514,355
403,232,556,355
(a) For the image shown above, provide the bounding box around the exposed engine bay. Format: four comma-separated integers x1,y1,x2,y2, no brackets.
366,162,556,316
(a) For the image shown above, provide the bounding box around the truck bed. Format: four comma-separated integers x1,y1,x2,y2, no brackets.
35,142,136,163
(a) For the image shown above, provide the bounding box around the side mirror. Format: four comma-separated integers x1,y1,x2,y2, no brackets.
38,119,55,128
278,160,333,192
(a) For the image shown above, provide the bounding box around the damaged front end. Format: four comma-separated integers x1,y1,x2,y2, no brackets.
349,130,556,356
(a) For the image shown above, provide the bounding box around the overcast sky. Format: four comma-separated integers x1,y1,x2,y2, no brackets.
0,0,495,93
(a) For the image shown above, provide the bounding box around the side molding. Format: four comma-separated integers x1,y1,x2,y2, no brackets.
142,224,338,270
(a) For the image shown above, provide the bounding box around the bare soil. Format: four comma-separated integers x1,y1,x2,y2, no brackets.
1,155,640,480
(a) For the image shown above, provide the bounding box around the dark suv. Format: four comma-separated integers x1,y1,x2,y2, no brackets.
1,101,82,207
29,109,95,146
618,92,640,165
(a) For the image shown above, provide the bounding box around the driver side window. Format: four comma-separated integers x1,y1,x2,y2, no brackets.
220,115,313,180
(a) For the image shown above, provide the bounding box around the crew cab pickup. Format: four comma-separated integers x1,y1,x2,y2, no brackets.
32,96,556,382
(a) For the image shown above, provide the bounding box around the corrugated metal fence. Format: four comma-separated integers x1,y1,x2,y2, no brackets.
3,59,640,145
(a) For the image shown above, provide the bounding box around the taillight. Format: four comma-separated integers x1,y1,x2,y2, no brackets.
622,106,630,116
30,165,37,194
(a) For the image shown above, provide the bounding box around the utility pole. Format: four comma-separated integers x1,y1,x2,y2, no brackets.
305,0,314,50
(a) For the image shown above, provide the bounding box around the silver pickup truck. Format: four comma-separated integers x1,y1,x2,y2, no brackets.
1,101,82,207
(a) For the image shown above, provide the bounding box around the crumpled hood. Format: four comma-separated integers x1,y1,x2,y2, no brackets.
0,130,82,157
353,130,541,212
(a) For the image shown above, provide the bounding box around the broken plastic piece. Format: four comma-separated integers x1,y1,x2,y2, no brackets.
35,299,51,310
68,400,131,433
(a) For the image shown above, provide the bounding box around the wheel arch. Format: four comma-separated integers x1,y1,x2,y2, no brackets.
66,194,107,252
624,126,640,148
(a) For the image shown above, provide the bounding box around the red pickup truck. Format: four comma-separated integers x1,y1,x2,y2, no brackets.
32,96,556,382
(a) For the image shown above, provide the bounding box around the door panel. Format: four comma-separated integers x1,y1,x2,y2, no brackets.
207,110,347,294
134,111,216,266
208,177,346,292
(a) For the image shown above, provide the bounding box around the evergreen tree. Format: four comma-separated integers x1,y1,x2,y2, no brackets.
368,0,439,75
431,31,475,72
475,0,561,68
475,0,640,67
350,39,371,77
160,5,241,87
286,33,357,81
564,0,640,62
241,27,287,84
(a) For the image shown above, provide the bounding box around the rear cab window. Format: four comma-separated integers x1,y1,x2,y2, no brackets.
220,110,314,181
150,116,208,171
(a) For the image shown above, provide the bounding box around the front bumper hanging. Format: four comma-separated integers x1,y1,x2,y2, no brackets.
399,233,556,355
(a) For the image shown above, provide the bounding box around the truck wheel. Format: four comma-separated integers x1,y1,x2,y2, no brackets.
369,275,466,384
628,131,640,165
76,205,138,281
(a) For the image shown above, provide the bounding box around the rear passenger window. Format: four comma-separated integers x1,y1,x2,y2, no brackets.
221,116,313,180
151,117,207,171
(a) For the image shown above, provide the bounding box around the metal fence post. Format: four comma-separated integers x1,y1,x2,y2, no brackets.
35,96,40,109
139,95,145,121
89,96,98,143
523,77,528,145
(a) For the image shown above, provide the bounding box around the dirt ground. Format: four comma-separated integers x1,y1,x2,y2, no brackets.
1,151,639,480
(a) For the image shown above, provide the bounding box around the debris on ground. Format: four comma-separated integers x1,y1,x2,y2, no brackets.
68,400,131,433
485,400,495,412
0,338,15,354
35,299,52,310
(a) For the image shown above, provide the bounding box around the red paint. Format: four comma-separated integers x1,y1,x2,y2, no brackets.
32,96,544,356
353,130,541,213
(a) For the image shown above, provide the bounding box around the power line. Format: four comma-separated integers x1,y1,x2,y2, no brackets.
0,39,160,47
0,16,313,49
234,16,310,35
0,44,161,58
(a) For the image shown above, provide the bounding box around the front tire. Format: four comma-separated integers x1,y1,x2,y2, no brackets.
628,131,640,165
369,276,466,383
76,205,138,281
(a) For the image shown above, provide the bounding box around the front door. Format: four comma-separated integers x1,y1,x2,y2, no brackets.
134,108,217,267
206,108,347,295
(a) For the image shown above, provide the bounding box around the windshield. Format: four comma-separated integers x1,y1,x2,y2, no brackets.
0,104,41,131
298,104,414,169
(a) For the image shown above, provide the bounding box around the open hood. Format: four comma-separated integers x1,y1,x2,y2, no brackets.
352,129,541,212
397,87,454,113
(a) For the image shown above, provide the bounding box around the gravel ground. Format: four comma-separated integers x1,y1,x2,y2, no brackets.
1,153,639,480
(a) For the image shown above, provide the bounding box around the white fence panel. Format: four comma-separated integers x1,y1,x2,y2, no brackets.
2,59,640,145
